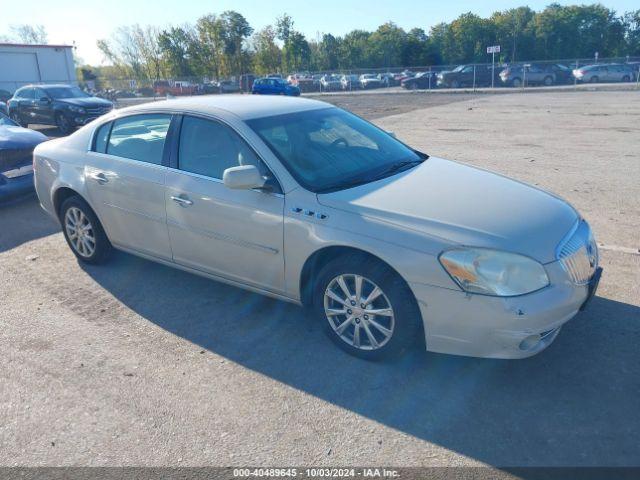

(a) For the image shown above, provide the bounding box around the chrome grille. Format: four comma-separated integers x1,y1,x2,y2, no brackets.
557,221,598,285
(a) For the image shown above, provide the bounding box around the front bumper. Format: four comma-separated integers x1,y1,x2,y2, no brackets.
0,167,34,202
410,260,601,359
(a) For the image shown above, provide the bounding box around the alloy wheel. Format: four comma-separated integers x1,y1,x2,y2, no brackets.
64,207,96,258
323,274,395,351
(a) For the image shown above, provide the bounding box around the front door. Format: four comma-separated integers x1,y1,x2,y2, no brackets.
165,115,285,292
32,88,53,124
84,113,173,260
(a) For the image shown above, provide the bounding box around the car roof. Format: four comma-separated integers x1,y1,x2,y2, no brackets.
20,84,75,89
117,95,331,121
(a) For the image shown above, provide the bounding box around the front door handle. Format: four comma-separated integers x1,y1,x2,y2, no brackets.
171,195,193,206
89,172,108,184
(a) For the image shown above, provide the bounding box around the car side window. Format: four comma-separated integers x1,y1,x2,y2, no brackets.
17,88,33,100
93,122,112,153
178,115,281,192
106,114,171,165
34,88,47,101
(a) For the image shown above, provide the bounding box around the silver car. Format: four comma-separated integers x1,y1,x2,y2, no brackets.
33,96,601,360
573,64,634,83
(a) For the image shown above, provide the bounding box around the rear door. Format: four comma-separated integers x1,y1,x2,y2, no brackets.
15,88,35,123
84,113,174,260
165,114,285,292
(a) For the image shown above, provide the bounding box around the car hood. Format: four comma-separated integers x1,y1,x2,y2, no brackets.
57,97,113,108
317,157,577,263
0,125,48,149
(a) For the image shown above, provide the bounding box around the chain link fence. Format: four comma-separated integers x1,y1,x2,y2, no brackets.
84,55,640,101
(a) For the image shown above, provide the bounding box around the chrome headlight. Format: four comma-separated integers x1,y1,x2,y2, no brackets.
439,248,549,297
68,105,86,113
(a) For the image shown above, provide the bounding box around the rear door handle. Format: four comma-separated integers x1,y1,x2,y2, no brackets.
171,195,193,206
89,172,108,184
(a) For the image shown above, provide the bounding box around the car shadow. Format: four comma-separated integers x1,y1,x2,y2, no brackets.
0,196,59,253
79,249,640,469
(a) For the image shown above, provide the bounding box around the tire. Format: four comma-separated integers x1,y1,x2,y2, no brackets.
312,254,422,360
512,77,522,88
59,196,112,264
590,76,599,84
622,75,631,83
55,112,74,135
410,82,418,90
543,76,554,86
451,80,460,89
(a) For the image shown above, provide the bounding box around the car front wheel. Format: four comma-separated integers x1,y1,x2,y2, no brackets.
60,196,112,264
313,255,422,360
55,112,74,135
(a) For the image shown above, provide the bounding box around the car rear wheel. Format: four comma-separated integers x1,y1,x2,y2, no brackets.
543,76,554,86
590,76,599,84
622,75,631,82
55,112,74,135
313,255,422,360
60,196,112,264
512,77,522,87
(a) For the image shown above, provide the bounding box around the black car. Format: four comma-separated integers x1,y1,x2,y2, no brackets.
7,84,113,135
0,113,48,202
437,64,501,88
401,71,438,90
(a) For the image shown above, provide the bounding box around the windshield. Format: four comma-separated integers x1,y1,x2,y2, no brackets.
45,86,90,99
247,108,425,193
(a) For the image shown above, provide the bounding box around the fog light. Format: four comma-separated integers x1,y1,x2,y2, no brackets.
519,334,541,351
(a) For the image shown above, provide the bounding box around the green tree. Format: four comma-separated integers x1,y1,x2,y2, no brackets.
491,7,536,62
195,14,227,80
158,26,195,78
624,10,640,55
367,22,407,68
252,26,281,75
220,11,253,77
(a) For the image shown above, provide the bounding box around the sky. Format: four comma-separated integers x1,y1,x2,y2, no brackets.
1,0,638,65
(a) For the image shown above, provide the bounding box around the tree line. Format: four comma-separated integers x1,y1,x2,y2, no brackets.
5,4,639,82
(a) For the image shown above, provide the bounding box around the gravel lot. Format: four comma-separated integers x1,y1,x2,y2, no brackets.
1,90,639,468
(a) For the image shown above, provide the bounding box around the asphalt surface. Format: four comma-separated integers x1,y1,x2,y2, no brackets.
1,90,639,468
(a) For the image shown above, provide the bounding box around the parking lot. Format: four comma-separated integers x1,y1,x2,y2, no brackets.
1,90,639,468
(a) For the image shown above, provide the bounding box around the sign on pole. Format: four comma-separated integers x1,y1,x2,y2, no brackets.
487,45,500,88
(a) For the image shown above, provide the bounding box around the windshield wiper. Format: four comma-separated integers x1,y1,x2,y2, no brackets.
369,159,424,181
316,159,424,194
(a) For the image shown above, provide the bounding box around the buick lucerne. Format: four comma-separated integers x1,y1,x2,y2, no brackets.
33,96,601,360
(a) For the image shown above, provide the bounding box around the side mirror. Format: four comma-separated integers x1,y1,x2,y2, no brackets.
222,165,265,190
387,131,397,138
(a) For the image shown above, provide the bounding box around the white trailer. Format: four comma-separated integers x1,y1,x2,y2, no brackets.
0,43,76,94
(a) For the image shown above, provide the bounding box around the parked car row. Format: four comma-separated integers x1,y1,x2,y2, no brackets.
272,62,634,93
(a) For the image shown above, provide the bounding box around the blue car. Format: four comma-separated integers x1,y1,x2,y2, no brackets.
0,113,48,202
252,77,300,96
